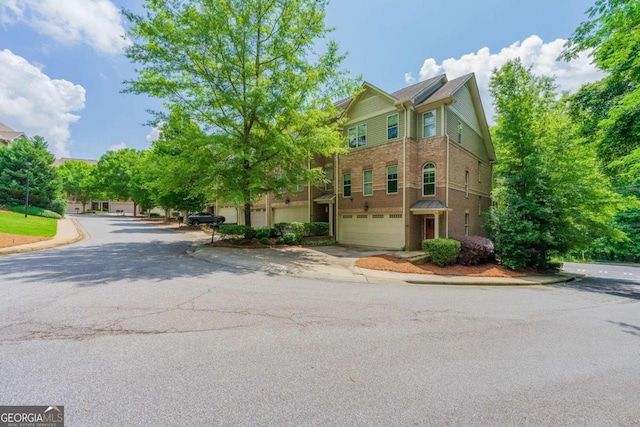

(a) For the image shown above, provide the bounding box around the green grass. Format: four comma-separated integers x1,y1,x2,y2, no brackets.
0,210,58,237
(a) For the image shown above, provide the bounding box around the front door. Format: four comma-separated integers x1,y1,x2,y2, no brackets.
425,217,435,240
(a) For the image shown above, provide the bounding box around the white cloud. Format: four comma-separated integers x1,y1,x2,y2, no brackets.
145,122,163,144
0,49,85,157
107,142,127,152
409,35,605,123
0,0,130,55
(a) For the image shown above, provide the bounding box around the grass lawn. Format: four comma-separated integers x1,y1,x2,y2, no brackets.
0,210,58,237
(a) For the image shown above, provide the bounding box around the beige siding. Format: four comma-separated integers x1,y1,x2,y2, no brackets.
344,111,404,148
452,84,481,131
446,108,488,161
347,88,396,119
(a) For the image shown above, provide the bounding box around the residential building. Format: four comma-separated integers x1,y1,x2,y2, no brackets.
218,73,496,250
0,121,28,147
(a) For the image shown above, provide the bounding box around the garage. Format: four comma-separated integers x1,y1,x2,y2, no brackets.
338,213,404,249
272,205,308,224
218,207,238,224
250,208,267,228
110,201,135,214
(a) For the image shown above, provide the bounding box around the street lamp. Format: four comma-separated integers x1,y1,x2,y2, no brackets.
24,161,32,218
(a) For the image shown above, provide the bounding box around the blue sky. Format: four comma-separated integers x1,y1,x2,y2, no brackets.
0,0,602,160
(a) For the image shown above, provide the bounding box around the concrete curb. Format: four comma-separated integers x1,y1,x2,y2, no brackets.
0,217,85,255
186,241,581,287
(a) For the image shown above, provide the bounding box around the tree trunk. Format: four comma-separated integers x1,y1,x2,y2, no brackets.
133,202,138,217
244,202,252,227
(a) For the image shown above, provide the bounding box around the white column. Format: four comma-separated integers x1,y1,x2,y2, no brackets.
434,213,440,239
329,203,334,237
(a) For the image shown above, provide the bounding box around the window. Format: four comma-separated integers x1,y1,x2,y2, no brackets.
478,161,482,182
422,163,436,196
465,171,469,197
457,120,463,143
387,166,398,194
464,213,469,236
363,170,373,196
423,111,436,137
343,173,351,197
348,124,367,148
325,167,333,191
387,114,399,140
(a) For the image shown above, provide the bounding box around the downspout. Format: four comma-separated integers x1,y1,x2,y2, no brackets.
401,102,408,250
308,156,311,222
443,104,449,238
334,151,339,240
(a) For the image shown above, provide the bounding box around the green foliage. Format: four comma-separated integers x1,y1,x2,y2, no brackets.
488,59,624,270
48,198,67,216
422,239,460,267
259,237,270,245
123,0,359,226
8,205,62,219
219,224,255,239
255,228,270,239
301,236,336,246
305,222,329,236
0,136,62,213
57,160,98,213
96,149,153,213
289,222,306,240
0,210,58,237
274,223,289,237
283,233,299,245
276,236,285,245
149,213,162,218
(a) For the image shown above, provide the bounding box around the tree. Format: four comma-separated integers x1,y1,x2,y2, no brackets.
0,136,62,212
123,0,357,226
96,149,150,215
58,161,98,213
488,59,624,270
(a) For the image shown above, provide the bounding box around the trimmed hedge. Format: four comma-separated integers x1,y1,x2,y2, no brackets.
305,222,329,236
8,205,62,219
219,224,255,239
49,198,68,216
454,236,495,266
423,238,461,267
283,232,299,245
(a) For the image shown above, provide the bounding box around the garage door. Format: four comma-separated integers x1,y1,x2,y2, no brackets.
250,209,267,228
339,213,404,249
218,207,238,224
111,202,135,214
272,206,308,224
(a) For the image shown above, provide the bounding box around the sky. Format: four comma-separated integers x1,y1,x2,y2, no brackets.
0,0,604,160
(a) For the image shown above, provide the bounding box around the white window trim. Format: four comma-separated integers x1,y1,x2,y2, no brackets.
386,165,398,194
325,167,333,191
423,110,436,138
422,163,436,197
465,171,469,198
387,113,399,140
363,169,373,196
464,213,469,236
348,123,367,148
343,173,351,198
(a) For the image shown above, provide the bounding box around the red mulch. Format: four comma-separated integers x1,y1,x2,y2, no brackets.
356,254,529,277
0,233,51,248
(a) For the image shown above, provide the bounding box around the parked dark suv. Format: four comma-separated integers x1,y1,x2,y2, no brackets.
186,212,226,226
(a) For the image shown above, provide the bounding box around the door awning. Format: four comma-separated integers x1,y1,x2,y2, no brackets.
410,199,451,214
313,193,336,204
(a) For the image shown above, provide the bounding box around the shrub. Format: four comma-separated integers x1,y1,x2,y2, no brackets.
149,212,162,218
276,236,285,245
273,222,288,237
305,222,329,236
8,205,62,219
259,237,270,245
283,232,299,245
219,224,255,239
454,236,495,266
255,228,270,239
49,198,67,216
423,238,461,267
289,222,305,239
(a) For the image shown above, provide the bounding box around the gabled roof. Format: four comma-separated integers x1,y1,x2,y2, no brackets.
0,121,26,143
390,74,445,103
416,73,474,107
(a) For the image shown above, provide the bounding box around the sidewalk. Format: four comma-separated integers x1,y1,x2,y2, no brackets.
0,216,84,255
188,240,578,286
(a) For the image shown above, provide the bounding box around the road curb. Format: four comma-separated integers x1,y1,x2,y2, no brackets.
0,217,85,255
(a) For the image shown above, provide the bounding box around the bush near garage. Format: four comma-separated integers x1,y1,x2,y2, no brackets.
453,236,495,266
219,224,256,239
423,238,461,267
8,205,62,219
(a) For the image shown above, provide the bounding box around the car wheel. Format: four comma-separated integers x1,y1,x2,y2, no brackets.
192,220,200,226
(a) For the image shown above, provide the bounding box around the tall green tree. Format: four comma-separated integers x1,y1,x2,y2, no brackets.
58,160,98,213
0,136,62,212
488,59,624,270
123,0,357,225
96,148,151,215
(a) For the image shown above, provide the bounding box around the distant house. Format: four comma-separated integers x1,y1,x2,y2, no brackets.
216,73,497,250
0,121,28,147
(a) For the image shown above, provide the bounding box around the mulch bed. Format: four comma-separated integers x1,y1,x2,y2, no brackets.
0,233,51,248
355,255,530,277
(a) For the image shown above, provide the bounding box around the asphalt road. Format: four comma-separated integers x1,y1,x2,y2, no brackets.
1,216,639,426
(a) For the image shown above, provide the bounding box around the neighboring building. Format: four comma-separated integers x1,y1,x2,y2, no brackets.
54,157,137,215
0,121,28,147
217,73,496,250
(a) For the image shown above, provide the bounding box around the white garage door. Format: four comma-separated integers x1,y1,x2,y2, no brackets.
339,213,404,249
272,206,308,224
250,209,267,228
111,202,135,214
218,207,238,224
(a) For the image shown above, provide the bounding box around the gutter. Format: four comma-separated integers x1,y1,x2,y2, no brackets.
442,103,450,239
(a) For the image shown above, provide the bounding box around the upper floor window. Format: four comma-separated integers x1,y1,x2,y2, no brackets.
387,114,399,140
343,173,351,197
423,111,436,137
363,170,373,196
325,167,333,191
465,170,469,197
387,166,398,194
464,213,469,236
348,124,367,148
423,163,436,196
457,120,463,143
